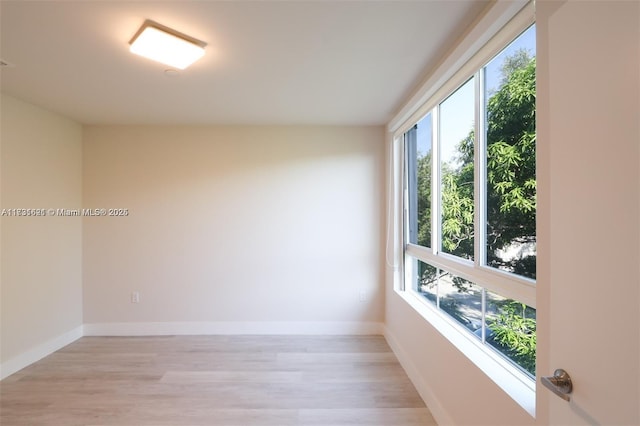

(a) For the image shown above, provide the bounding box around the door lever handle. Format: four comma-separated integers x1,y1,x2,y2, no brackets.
541,369,573,401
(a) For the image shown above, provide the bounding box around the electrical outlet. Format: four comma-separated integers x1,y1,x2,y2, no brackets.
359,289,367,302
131,291,140,303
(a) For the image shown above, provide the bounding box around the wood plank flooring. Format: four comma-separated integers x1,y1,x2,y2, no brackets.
0,335,436,426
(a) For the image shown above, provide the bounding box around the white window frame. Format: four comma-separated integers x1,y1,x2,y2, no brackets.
388,1,537,417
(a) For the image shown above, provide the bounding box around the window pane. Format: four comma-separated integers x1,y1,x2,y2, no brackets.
405,114,433,248
406,126,418,245
439,78,475,260
438,271,482,335
416,114,433,248
412,258,438,304
485,291,536,376
484,25,536,280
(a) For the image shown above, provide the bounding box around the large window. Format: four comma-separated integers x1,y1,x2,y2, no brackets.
404,25,536,377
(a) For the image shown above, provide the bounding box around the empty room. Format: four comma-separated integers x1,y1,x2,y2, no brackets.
1,1,639,425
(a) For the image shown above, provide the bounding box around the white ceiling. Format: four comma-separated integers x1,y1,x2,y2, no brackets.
0,1,488,125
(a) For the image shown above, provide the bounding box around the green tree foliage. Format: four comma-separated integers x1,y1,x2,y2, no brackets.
416,50,537,373
499,48,532,86
488,301,536,375
416,152,432,247
486,53,536,279
417,50,536,277
441,147,474,258
484,54,537,372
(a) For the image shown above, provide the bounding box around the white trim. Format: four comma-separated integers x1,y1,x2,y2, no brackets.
475,68,485,270
431,106,440,253
0,325,83,380
406,243,536,307
383,324,456,426
392,132,405,292
83,321,383,336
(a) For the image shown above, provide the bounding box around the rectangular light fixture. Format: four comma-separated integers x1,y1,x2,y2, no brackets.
129,20,206,70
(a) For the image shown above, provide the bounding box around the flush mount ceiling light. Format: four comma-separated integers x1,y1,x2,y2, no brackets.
129,20,206,70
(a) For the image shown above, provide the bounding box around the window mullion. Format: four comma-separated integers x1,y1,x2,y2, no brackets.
405,243,536,307
400,136,408,292
432,106,440,255
481,287,487,343
434,265,440,309
475,70,485,269
405,126,418,246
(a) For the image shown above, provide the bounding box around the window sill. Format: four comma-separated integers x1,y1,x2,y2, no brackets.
396,287,536,418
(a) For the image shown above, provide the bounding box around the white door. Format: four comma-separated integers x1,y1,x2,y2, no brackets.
538,1,640,425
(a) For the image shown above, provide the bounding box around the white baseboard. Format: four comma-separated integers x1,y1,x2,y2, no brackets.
83,321,384,336
383,325,455,426
0,325,83,380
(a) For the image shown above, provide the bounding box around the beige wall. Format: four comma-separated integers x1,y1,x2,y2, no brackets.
0,94,83,371
82,126,384,329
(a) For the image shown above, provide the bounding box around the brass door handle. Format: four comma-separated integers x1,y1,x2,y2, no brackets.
541,369,573,401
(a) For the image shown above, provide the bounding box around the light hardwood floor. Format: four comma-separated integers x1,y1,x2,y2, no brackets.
0,335,436,426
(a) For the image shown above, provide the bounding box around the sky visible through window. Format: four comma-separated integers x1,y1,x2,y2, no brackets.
440,78,474,168
415,25,536,162
485,25,536,93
